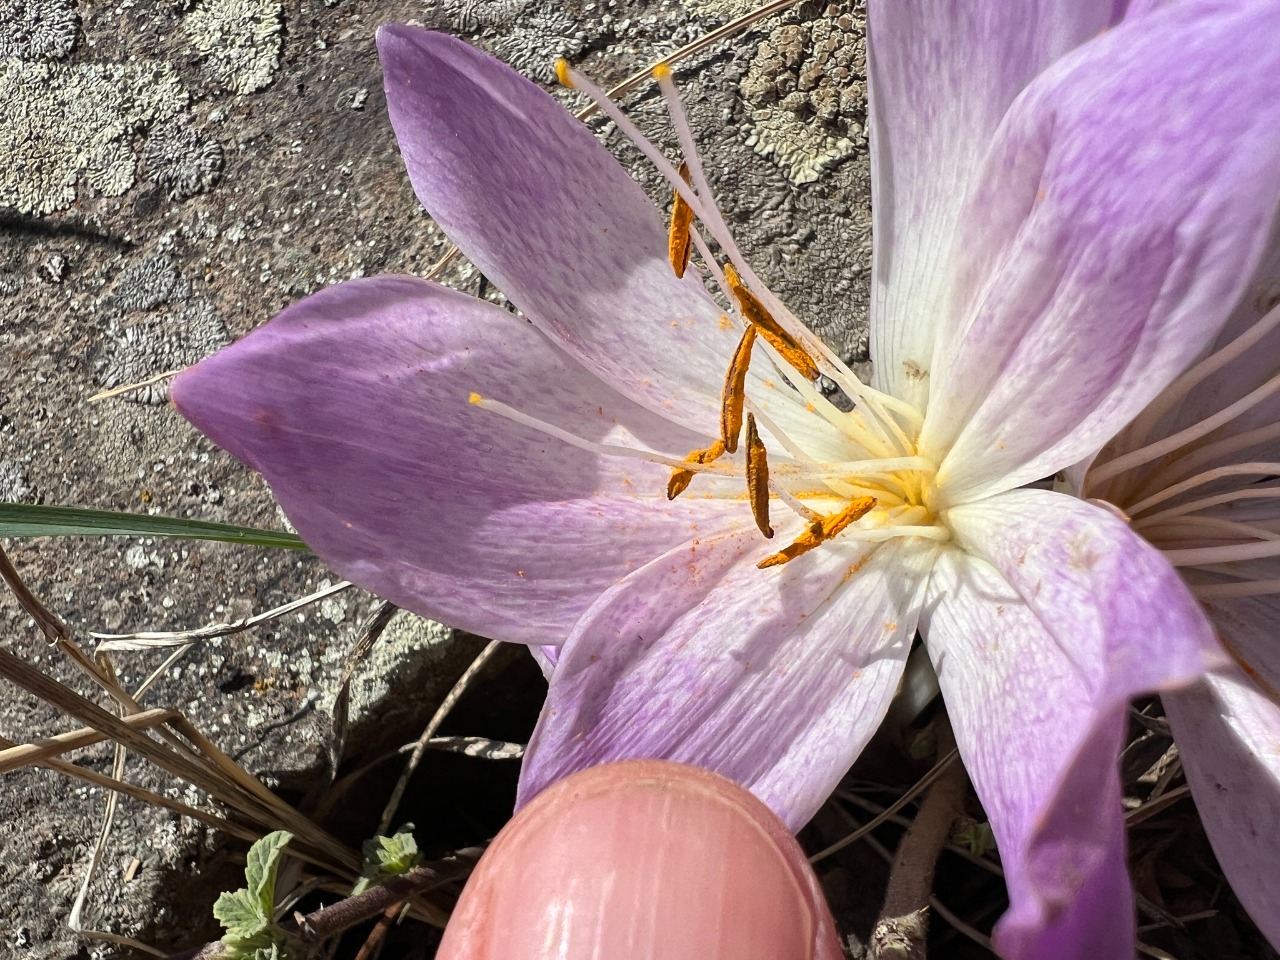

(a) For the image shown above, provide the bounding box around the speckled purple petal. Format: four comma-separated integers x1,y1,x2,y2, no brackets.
171,276,745,646
918,0,1280,504
519,529,937,831
376,26,739,434
867,0,1129,411
924,489,1221,960
1166,664,1280,950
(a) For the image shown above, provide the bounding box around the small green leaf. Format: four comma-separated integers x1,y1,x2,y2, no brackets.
212,889,269,940
953,821,998,857
0,503,307,550
212,831,295,958
245,830,294,917
353,824,421,894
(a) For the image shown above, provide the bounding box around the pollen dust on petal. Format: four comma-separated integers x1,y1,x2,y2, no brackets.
1067,532,1101,572
903,360,928,381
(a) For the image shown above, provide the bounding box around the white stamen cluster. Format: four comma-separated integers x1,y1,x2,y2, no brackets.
1088,301,1280,599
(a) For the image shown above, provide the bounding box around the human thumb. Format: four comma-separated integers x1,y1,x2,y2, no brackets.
437,759,843,960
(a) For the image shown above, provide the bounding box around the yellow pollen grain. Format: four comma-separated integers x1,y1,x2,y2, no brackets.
758,497,877,568
652,62,673,81
554,59,574,88
720,327,757,454
667,438,726,500
746,413,773,539
468,392,483,405
723,262,819,382
668,162,695,278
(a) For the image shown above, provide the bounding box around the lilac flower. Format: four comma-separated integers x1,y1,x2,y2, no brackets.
1078,249,1280,946
171,2,1280,955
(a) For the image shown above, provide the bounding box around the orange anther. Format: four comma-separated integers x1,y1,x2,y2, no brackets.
723,262,819,382
667,438,726,500
668,162,695,278
758,497,876,568
720,327,757,454
746,413,773,539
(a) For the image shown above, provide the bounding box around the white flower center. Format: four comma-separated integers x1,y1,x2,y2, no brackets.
475,59,950,567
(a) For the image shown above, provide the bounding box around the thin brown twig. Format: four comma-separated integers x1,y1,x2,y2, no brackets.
836,790,1003,877
861,818,992,953
870,718,970,960
377,639,502,835
810,747,961,864
328,599,398,779
352,902,406,960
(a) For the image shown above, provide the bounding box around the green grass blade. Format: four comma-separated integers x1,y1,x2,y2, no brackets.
0,504,308,551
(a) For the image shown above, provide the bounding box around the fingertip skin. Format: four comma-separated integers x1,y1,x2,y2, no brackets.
438,760,844,960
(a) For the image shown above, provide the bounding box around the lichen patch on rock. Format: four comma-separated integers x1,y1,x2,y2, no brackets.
97,256,228,404
447,0,587,83
739,2,866,185
183,0,283,95
143,121,225,200
0,0,78,61
0,60,189,215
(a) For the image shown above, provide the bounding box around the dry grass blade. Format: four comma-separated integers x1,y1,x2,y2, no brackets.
0,542,69,642
329,599,397,775
92,580,354,650
1126,784,1191,825
87,369,183,403
0,707,175,773
0,646,355,875
0,726,264,843
377,639,502,835
581,0,805,117
809,748,962,864
167,714,360,874
68,739,168,959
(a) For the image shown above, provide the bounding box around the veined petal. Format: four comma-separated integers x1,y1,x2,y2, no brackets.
519,527,936,831
171,276,745,646
924,490,1221,959
919,0,1280,504
867,0,1127,411
376,26,739,434
1165,668,1280,949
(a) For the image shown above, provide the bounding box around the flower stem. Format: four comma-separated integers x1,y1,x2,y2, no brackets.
871,715,969,960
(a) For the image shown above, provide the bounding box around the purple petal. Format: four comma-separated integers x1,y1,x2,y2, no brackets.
917,0,1280,504
171,276,744,646
519,528,935,831
375,26,739,434
1166,666,1280,949
923,489,1221,959
867,0,1129,410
